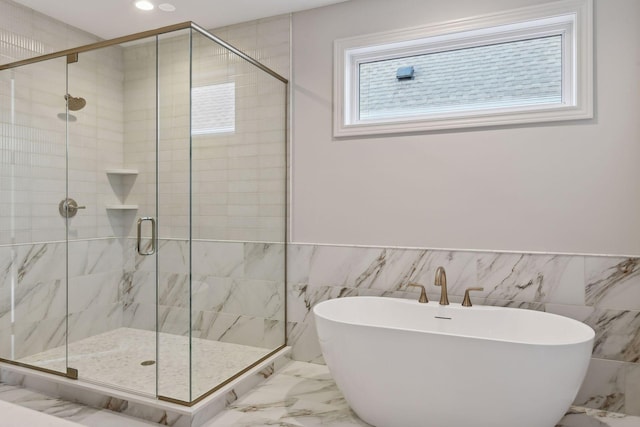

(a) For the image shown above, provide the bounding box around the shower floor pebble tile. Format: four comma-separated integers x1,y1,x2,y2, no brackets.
17,327,271,399
2,361,640,426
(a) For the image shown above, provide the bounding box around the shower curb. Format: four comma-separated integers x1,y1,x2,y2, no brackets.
0,346,291,427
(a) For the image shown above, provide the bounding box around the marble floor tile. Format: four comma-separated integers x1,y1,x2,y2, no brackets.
557,407,640,427
0,383,158,426
0,399,82,427
204,362,640,427
3,360,640,426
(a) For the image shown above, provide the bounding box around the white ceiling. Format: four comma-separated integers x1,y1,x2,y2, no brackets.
12,0,350,40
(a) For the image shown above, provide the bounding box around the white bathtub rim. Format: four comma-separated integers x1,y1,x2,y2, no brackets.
313,296,595,347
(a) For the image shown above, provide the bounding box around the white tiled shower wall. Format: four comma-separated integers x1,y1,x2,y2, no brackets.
1,0,288,244
0,0,124,244
123,18,288,242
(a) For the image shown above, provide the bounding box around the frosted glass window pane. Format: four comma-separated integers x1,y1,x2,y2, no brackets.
192,82,235,135
359,35,562,120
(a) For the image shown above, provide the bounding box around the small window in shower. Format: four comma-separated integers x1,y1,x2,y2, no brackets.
191,82,235,135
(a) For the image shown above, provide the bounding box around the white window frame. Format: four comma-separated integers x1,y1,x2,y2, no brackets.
333,0,593,137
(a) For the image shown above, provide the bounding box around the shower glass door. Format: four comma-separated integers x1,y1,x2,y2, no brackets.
65,38,158,395
0,57,69,376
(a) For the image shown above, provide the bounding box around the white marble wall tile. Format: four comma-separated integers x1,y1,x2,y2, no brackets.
543,303,632,413
1,279,66,327
287,320,324,364
545,303,596,321
292,245,476,295
0,325,11,360
67,303,123,345
157,240,190,275
476,298,546,311
574,358,626,413
13,313,66,360
122,302,155,331
157,272,190,308
222,279,284,320
157,306,191,336
287,284,363,325
305,245,387,289
0,245,15,289
586,257,640,311
190,276,235,312
13,242,66,285
626,364,640,416
193,311,264,347
263,320,286,349
151,273,285,322
546,303,640,363
67,238,123,277
287,244,315,284
123,303,284,350
477,252,585,305
583,308,640,363
192,240,245,278
243,243,285,282
122,238,137,273
121,270,153,309
382,248,477,296
0,240,123,354
68,271,121,315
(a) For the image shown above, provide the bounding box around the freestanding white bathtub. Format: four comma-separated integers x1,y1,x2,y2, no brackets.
314,296,594,427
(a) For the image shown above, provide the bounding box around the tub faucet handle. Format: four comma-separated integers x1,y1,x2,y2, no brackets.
407,283,428,303
462,287,484,307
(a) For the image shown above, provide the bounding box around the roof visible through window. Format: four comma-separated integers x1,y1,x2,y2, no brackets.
359,35,562,121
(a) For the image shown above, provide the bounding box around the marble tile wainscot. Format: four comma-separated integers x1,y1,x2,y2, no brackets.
286,243,640,416
0,239,124,362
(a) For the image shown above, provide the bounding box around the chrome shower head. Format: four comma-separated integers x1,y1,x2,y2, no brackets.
65,94,86,111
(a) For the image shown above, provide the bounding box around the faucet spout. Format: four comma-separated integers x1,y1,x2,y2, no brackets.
434,266,449,305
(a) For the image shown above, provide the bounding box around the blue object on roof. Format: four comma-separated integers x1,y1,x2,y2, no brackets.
396,66,414,80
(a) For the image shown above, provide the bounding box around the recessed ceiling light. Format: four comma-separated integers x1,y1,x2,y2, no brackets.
135,1,154,11
158,3,176,12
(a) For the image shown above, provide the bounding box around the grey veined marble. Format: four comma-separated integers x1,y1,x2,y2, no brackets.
205,362,640,427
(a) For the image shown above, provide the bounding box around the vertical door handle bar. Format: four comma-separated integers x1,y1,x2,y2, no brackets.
137,217,156,255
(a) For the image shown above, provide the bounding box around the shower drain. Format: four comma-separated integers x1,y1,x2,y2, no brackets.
141,360,156,366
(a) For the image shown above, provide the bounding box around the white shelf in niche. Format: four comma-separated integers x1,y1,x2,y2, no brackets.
105,205,139,210
105,169,139,175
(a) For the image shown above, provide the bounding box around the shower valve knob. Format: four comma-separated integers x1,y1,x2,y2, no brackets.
59,198,86,218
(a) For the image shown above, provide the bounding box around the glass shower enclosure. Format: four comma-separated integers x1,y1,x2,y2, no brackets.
0,22,287,405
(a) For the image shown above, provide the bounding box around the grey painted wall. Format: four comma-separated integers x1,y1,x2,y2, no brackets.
291,0,640,256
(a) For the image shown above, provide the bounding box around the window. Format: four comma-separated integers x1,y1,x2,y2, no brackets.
334,0,593,137
191,82,235,135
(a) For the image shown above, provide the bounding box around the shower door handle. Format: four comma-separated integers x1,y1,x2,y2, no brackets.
137,217,156,256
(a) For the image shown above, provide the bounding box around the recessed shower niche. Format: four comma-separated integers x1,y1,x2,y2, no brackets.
0,22,287,407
